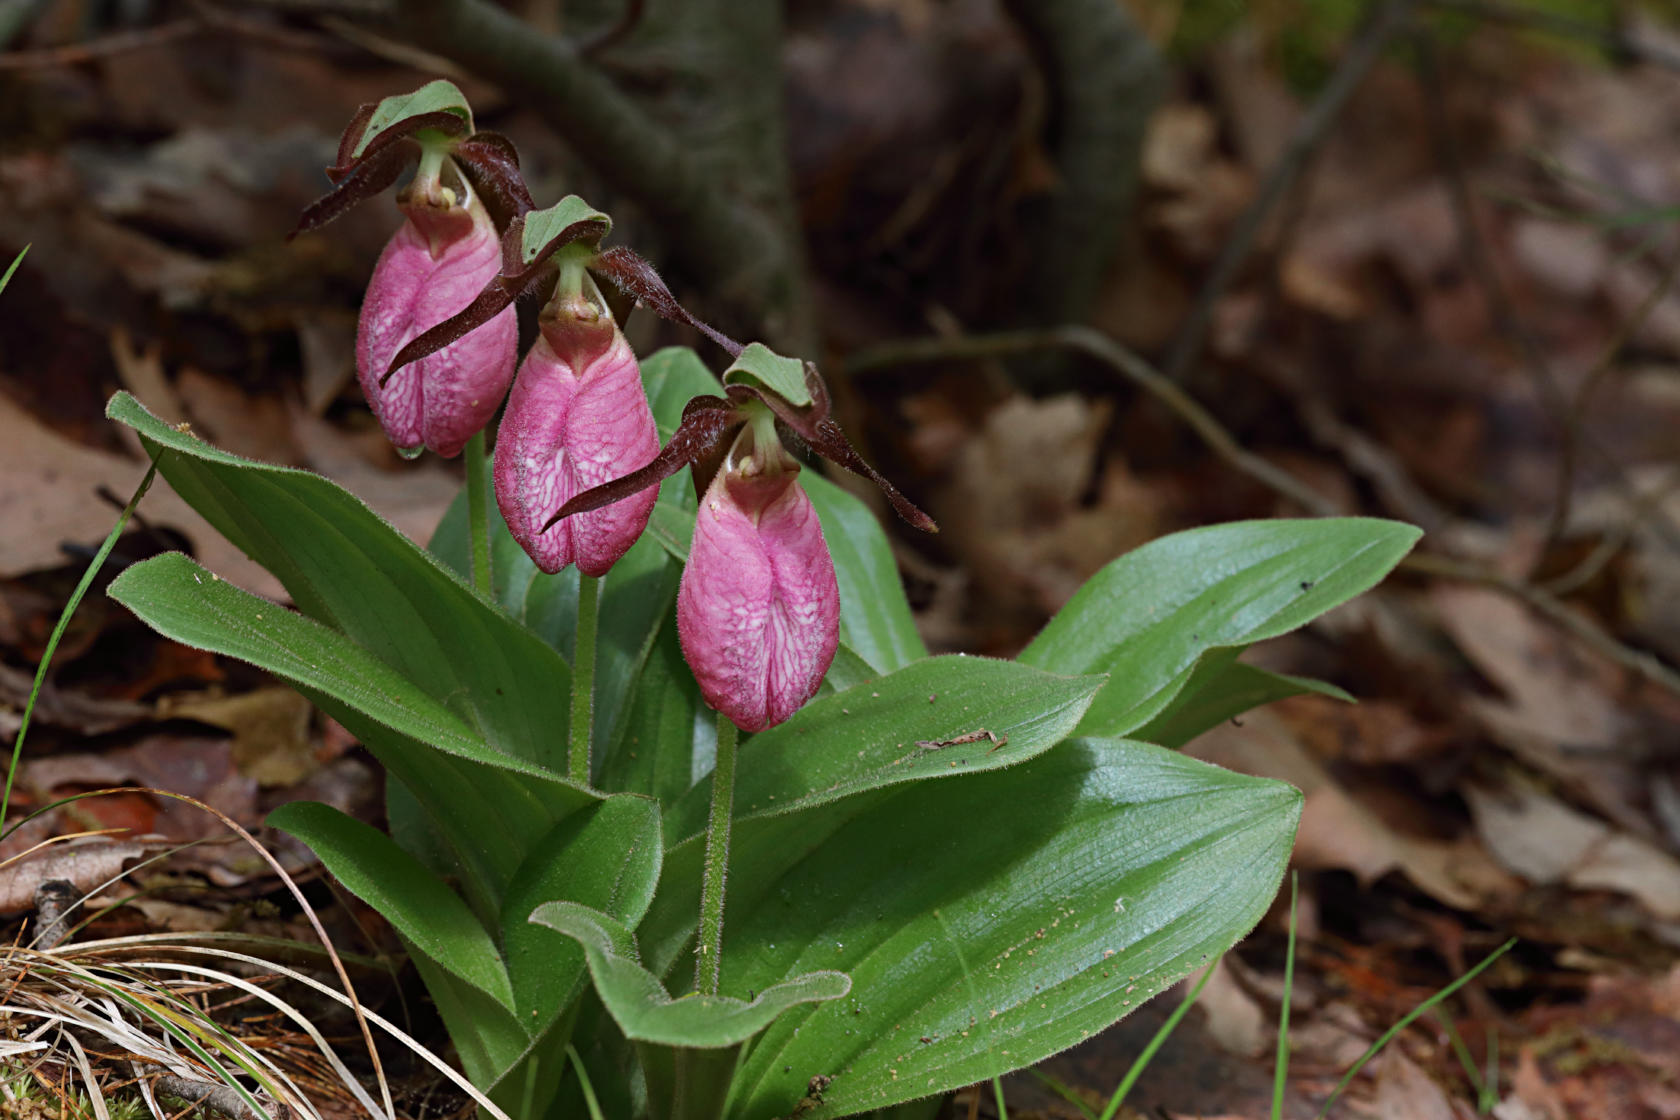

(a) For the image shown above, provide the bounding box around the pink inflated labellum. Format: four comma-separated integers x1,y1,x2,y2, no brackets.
356,175,516,458
677,421,840,732
494,297,660,577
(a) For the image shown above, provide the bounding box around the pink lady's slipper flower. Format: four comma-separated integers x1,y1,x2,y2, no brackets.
356,175,517,458
540,340,936,733
291,80,533,458
494,288,660,576
677,419,839,732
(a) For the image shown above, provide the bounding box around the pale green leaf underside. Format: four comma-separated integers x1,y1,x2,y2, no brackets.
531,901,849,1049
723,342,811,407
522,194,612,263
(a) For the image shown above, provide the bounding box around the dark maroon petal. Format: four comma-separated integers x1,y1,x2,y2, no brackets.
750,364,938,533
804,417,938,532
335,100,379,170
289,142,411,240
543,396,742,528
590,246,743,358
453,132,534,230
383,276,523,384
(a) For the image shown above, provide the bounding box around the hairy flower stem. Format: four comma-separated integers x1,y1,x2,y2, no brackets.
569,573,600,785
465,430,492,598
697,712,739,995
1,463,157,840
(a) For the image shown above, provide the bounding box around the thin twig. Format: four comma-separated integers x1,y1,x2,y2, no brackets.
849,327,1340,517
149,1070,292,1120
1571,247,1680,428
0,4,331,68
0,20,197,68
846,325,1680,702
1161,0,1417,384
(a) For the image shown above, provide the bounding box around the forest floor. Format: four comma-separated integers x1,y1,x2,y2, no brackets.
2,3,1679,1118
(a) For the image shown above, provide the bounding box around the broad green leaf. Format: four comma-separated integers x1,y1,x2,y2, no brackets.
639,739,1301,1119
645,498,695,563
266,801,514,1011
500,795,663,1030
409,952,530,1093
722,342,811,407
316,695,585,922
1133,650,1352,749
521,195,611,264
108,552,590,921
353,79,473,157
802,470,926,673
595,619,713,803
640,346,727,431
109,553,555,782
531,902,850,1048
108,391,574,775
663,656,1104,844
819,642,879,695
1021,518,1419,736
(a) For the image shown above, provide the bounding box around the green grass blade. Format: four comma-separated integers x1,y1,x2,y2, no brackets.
1315,939,1517,1118
1098,954,1220,1120
1434,1007,1485,1103
1484,1024,1499,1114
1272,872,1297,1120
1028,1069,1099,1120
0,464,157,839
0,245,27,295
566,1045,606,1120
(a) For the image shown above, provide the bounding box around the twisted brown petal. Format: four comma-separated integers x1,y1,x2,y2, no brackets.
543,395,743,529
590,246,743,358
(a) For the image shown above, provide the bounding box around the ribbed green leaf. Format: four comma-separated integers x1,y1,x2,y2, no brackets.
500,794,663,1031
108,552,591,918
662,656,1104,845
108,391,575,775
1021,518,1419,736
1133,649,1352,748
638,739,1301,1119
594,618,713,803
531,902,849,1048
266,801,514,1010
408,953,530,1095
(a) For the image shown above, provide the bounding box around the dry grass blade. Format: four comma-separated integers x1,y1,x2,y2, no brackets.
0,786,515,1120
1,785,397,1120
81,939,515,1120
